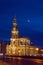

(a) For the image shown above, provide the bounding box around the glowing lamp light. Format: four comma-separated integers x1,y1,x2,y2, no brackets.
10,38,16,41
36,48,39,51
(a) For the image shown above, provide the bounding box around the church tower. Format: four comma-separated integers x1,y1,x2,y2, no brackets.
10,17,19,45
12,17,19,38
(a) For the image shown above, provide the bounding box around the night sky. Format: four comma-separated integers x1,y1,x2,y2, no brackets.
0,0,43,48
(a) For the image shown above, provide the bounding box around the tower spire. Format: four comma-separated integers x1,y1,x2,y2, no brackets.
13,16,17,28
14,16,16,21
11,16,19,39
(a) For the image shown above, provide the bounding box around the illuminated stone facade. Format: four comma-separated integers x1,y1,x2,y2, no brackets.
30,46,39,56
6,17,40,56
40,48,43,56
6,17,30,56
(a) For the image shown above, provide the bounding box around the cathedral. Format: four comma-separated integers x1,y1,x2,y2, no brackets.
6,17,30,56
6,17,40,56
0,17,42,56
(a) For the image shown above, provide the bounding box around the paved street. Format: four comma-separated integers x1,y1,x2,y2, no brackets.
0,57,43,65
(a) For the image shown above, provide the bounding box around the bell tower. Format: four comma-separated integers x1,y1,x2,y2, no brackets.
12,17,19,38
10,17,19,45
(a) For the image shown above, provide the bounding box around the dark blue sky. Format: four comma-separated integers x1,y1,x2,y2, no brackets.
0,0,43,48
